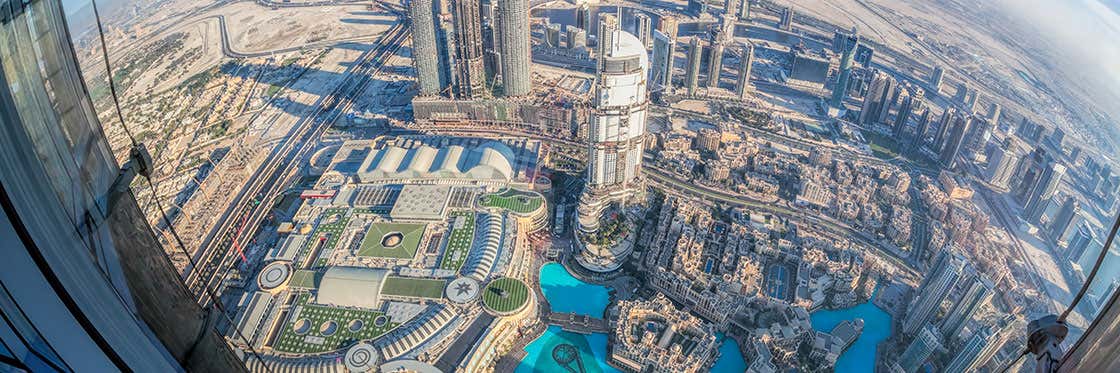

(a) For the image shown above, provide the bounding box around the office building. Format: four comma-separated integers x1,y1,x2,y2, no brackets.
913,108,932,147
858,71,896,125
737,42,755,99
941,274,994,340
1067,223,1101,263
779,6,794,31
939,115,971,168
965,117,992,160
707,30,727,88
985,137,1026,190
650,30,675,92
409,0,441,96
738,0,751,19
965,90,979,113
898,326,943,373
634,13,652,49
831,32,858,107
686,36,703,95
1049,197,1081,244
576,3,591,30
945,318,1015,373
903,252,965,335
688,0,708,17
497,0,531,96
544,22,562,48
567,25,588,50
988,102,1002,127
583,29,649,202
893,94,916,139
453,0,487,98
1014,150,1066,222
930,66,944,94
855,43,874,67
597,14,621,70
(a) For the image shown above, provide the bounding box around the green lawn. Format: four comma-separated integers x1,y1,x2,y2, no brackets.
289,269,319,289
482,277,530,314
357,222,426,259
381,276,447,299
440,212,476,271
860,129,901,160
272,294,399,354
479,189,544,215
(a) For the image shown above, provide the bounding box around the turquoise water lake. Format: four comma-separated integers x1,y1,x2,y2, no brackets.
809,299,893,372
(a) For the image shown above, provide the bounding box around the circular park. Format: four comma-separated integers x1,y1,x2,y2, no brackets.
482,277,531,316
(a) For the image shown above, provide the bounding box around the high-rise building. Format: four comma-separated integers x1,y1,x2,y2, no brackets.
1067,223,1100,263
858,71,896,125
964,116,992,160
567,25,588,50
453,0,487,98
686,36,703,96
939,115,971,168
707,30,726,88
903,252,964,335
855,43,874,67
941,274,994,340
933,108,956,152
1017,154,1066,222
897,326,943,373
893,94,916,139
544,22,562,48
988,102,1002,127
737,42,755,100
650,30,675,92
688,0,708,17
831,32,858,107
913,108,932,147
578,28,649,238
945,317,1015,373
985,137,1026,190
497,0,531,96
409,0,442,96
738,0,751,19
779,6,794,31
576,3,591,30
930,66,945,94
597,14,621,70
634,13,653,49
955,82,970,103
1049,197,1081,243
965,90,979,113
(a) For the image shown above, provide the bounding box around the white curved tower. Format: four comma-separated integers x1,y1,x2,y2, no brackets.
576,29,648,273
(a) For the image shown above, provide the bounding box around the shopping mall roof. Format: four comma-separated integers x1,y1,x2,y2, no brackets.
356,141,516,183
316,266,389,309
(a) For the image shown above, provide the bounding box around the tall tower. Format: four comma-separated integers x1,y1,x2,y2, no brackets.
897,326,943,373
453,0,487,98
497,0,530,96
1049,197,1081,242
930,65,945,94
893,94,914,139
932,108,956,151
576,29,649,273
686,37,702,96
650,30,674,92
903,252,964,335
858,71,896,125
634,13,652,49
706,29,726,88
946,315,1016,373
940,274,994,340
409,0,441,96
988,102,1002,127
596,14,620,70
736,42,754,100
831,32,858,107
912,108,931,147
779,6,793,31
939,115,971,168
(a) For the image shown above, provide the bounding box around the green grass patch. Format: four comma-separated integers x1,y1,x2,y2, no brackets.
381,277,446,299
440,212,476,271
289,270,319,289
357,222,426,259
479,189,544,215
482,277,530,314
300,208,352,268
860,129,901,160
272,294,399,354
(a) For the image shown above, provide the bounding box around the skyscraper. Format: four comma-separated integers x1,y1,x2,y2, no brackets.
988,102,1002,127
544,22,562,48
779,6,794,31
933,108,956,152
567,25,588,50
597,14,621,70
965,90,979,113
707,29,726,88
930,65,945,95
651,30,675,92
831,32,858,107
939,115,971,168
575,3,591,30
903,252,964,335
1021,159,1066,222
578,29,649,236
855,44,874,67
893,94,915,139
912,108,931,147
1049,196,1081,243
897,326,943,373
985,137,1026,190
453,0,487,98
941,274,994,340
409,0,441,96
946,315,1017,373
634,13,652,49
737,42,754,100
738,0,751,20
686,37,702,96
688,0,708,16
858,71,896,125
497,0,531,96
